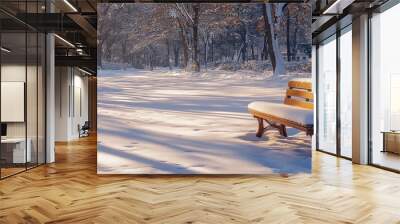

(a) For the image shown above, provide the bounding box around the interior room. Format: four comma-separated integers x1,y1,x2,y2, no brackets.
314,0,400,171
0,0,96,179
0,0,399,223
54,66,91,141
370,2,400,171
0,6,46,178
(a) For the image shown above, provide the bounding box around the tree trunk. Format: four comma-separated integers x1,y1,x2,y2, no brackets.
231,43,235,61
210,37,214,63
149,53,153,71
241,27,247,62
262,3,286,76
286,8,291,62
98,39,104,69
236,44,243,62
293,26,298,61
261,35,268,61
174,41,179,67
144,51,149,70
262,4,275,68
147,46,154,71
178,20,189,69
122,39,128,69
105,41,112,62
251,44,255,60
166,39,172,70
203,32,209,70
192,3,200,72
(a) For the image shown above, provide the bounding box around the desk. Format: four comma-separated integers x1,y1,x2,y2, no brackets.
1,138,31,163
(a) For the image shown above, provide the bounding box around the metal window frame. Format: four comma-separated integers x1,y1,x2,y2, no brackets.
315,0,400,173
315,23,353,161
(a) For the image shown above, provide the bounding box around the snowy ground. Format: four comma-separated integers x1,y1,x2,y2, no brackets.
97,68,312,174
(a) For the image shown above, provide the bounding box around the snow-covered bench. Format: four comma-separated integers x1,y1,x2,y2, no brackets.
248,79,314,137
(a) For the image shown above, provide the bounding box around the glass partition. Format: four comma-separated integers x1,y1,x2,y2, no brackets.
27,31,38,169
316,25,353,159
317,35,337,154
339,27,352,158
0,1,46,179
1,31,28,177
370,3,400,171
38,32,45,165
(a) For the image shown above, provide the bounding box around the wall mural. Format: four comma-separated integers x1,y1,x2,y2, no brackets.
97,3,313,174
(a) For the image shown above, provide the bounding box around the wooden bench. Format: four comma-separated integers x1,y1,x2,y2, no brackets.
248,79,314,137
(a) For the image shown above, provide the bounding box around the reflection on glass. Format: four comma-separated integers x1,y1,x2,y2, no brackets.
1,31,27,177
371,3,400,171
340,28,352,158
27,32,38,169
0,1,47,179
318,36,337,154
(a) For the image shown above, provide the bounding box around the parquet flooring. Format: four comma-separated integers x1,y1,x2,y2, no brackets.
0,135,400,223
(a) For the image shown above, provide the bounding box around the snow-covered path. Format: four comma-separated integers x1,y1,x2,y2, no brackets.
97,69,311,174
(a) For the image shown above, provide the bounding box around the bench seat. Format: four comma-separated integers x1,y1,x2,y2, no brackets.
248,79,314,137
248,101,313,126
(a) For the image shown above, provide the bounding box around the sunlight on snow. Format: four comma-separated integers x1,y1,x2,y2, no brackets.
98,69,311,174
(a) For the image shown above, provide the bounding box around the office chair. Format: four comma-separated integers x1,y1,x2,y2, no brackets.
79,121,90,138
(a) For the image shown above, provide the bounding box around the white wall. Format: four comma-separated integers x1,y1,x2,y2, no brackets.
54,67,89,141
72,73,89,137
55,66,70,141
1,64,26,81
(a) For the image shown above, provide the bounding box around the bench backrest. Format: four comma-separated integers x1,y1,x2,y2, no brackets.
284,80,313,110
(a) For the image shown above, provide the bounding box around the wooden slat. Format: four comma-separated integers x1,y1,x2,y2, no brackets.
288,80,312,91
286,89,313,100
284,98,313,110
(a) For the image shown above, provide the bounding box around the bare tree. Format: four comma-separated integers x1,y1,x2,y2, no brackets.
262,4,286,76
98,3,311,73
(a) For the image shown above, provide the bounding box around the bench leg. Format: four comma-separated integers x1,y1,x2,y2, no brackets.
256,118,264,138
265,120,288,137
280,125,288,137
306,128,313,136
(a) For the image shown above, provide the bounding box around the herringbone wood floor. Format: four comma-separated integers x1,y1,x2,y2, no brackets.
1,135,400,224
